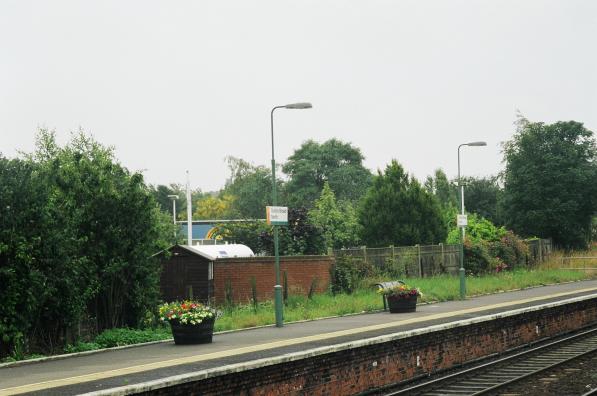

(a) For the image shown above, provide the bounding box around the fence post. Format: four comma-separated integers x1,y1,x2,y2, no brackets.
362,245,367,266
538,239,543,263
389,244,394,273
416,244,422,277
439,242,444,269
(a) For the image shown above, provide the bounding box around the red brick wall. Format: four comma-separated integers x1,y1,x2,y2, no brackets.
212,256,334,304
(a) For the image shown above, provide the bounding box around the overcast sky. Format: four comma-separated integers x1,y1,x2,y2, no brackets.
1,1,596,192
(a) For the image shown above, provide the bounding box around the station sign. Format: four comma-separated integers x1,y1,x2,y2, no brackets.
266,206,288,226
457,214,468,227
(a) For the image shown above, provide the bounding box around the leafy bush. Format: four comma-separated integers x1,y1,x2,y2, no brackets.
93,328,170,348
463,239,493,275
0,130,173,359
447,213,506,244
447,213,528,274
489,231,528,269
330,256,359,294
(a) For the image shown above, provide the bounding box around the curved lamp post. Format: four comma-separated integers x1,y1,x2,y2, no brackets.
271,102,312,327
457,141,487,300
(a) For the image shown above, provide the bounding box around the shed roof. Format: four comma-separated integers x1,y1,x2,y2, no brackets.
180,244,255,261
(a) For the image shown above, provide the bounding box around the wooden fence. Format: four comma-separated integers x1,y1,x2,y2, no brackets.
525,238,553,265
333,238,552,277
333,244,461,277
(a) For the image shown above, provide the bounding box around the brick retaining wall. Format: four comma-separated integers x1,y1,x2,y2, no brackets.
213,256,334,304
140,296,597,396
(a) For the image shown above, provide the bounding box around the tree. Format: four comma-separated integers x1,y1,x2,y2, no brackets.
193,194,236,219
0,156,71,356
282,139,372,208
0,129,174,358
501,118,597,249
309,182,360,250
424,169,458,210
222,156,275,219
272,208,325,255
358,160,447,247
213,208,325,255
460,176,503,225
149,183,205,220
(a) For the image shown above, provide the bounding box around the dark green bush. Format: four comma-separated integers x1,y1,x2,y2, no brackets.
489,231,528,269
331,256,360,294
463,239,493,275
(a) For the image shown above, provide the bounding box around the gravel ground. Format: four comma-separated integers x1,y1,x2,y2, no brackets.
491,350,597,396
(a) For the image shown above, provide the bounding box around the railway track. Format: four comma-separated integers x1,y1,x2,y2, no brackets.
379,326,597,396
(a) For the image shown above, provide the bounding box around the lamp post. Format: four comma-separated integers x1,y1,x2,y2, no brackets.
270,102,312,327
168,194,179,239
167,195,178,225
457,141,487,300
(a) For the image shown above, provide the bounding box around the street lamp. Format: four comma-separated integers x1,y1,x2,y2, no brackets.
167,195,179,225
457,141,487,300
168,194,179,239
270,102,312,328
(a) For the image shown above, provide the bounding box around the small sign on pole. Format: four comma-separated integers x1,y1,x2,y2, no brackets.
457,214,468,227
266,206,288,226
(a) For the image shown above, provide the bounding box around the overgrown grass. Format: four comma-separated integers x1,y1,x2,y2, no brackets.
215,289,382,332
3,268,593,363
217,268,592,331
409,268,592,301
539,245,597,271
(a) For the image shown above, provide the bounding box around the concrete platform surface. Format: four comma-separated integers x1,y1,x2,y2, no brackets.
1,280,597,395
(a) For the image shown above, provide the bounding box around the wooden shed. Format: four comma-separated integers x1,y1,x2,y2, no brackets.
157,244,254,303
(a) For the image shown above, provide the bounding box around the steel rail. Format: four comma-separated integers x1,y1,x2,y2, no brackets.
381,326,597,396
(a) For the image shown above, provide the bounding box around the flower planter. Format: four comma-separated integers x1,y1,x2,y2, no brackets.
170,318,215,345
387,295,418,313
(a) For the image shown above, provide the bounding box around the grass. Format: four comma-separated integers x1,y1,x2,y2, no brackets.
3,267,594,363
539,244,597,272
214,268,593,332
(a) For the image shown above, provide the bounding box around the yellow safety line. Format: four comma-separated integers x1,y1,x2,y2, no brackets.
2,287,596,395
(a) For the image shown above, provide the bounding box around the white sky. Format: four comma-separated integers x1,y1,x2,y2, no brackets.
1,1,596,192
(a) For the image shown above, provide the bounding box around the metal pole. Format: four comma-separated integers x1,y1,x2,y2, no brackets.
186,171,192,246
168,195,179,239
172,199,177,238
172,199,176,225
271,106,284,328
458,144,466,300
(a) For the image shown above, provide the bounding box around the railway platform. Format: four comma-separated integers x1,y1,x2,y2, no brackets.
1,279,597,395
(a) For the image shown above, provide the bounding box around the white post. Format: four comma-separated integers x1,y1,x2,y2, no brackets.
172,199,176,224
460,184,466,240
186,171,192,246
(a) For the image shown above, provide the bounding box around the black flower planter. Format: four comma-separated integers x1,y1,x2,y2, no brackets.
170,318,215,345
387,295,418,313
